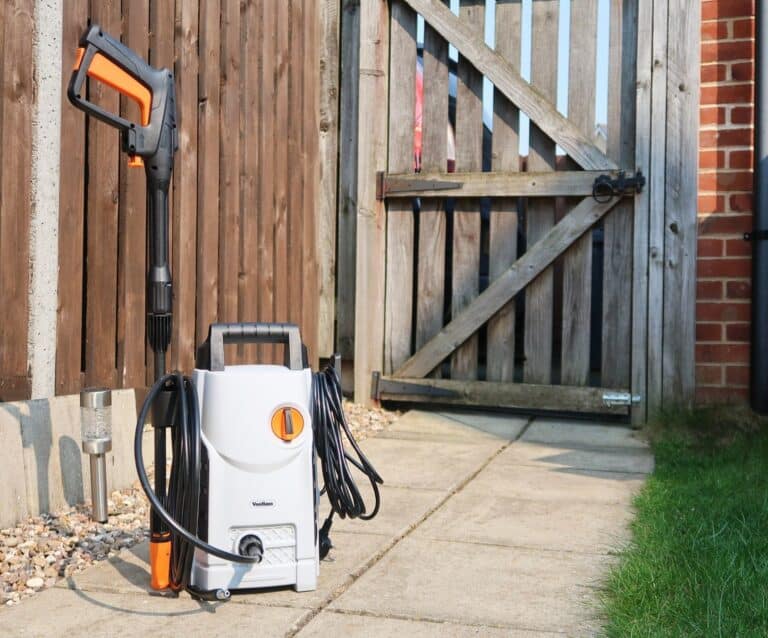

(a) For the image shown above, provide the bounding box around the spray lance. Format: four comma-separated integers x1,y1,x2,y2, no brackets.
67,26,382,599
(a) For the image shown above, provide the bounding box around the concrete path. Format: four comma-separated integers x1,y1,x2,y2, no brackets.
0,411,652,637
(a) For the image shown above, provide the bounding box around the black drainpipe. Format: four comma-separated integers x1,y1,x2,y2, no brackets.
751,0,768,412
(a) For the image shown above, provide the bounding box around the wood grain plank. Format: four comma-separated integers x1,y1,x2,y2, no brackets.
383,1,417,374
401,0,616,170
561,0,598,386
602,0,637,388
336,0,360,359
415,3,449,361
632,0,652,424
353,0,390,403
523,0,558,385
255,1,273,363
117,0,149,389
317,0,340,357
84,0,120,387
171,0,198,374
55,0,88,395
487,0,522,382
218,0,241,327
450,0,483,381
301,0,321,367
662,0,699,405
195,0,221,348
394,196,621,380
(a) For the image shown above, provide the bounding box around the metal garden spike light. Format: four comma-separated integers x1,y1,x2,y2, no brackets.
80,388,112,523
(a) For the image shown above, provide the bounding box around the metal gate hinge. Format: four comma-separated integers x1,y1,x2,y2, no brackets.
592,170,646,203
744,230,768,242
602,392,642,407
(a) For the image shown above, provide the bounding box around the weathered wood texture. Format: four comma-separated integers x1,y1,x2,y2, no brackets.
0,0,34,400
55,1,322,394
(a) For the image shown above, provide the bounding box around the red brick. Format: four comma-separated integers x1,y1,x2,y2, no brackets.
696,342,750,364
700,83,753,106
700,106,728,126
696,300,751,321
697,322,723,341
732,18,755,39
725,237,752,256
699,258,752,278
696,386,749,403
702,64,728,83
701,0,755,21
699,150,726,169
729,193,753,212
697,280,723,299
726,365,750,386
731,106,754,125
726,322,751,341
728,149,753,169
698,194,726,214
730,61,754,81
699,238,724,257
699,171,754,192
697,364,723,384
700,128,753,148
702,20,730,40
726,279,752,298
701,41,754,64
698,213,752,235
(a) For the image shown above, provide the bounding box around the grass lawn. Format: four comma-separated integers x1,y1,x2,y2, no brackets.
602,408,768,637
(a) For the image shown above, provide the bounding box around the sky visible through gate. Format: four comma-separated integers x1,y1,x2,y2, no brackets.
416,0,611,155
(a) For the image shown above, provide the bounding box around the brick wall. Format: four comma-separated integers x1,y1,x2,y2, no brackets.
697,0,755,403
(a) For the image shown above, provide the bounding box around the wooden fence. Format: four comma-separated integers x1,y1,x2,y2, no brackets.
55,0,320,395
0,1,34,400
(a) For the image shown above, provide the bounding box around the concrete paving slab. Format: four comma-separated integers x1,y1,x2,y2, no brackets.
378,410,527,443
356,436,504,491
506,440,654,475
297,610,563,637
320,484,446,537
0,586,305,637
522,419,647,450
330,536,605,635
62,531,391,610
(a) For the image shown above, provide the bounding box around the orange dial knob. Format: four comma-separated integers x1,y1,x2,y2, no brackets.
271,407,304,442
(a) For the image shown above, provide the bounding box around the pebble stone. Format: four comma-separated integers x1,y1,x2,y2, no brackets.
0,400,398,610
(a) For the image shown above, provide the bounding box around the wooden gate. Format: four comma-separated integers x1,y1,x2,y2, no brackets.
351,0,698,420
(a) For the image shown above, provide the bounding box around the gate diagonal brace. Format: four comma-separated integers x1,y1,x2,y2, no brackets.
592,170,646,203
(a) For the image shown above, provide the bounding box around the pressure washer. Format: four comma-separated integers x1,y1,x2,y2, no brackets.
67,25,382,600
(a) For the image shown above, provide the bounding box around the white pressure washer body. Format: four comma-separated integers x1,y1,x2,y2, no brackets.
189,326,319,593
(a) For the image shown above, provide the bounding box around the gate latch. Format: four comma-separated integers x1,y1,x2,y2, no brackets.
592,170,646,203
602,392,641,408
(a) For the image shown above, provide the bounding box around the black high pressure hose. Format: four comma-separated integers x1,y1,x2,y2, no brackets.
134,364,383,592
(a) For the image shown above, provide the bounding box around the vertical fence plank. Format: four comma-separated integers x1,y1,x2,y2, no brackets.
415,2,449,369
318,0,340,358
451,0,484,380
84,0,120,388
561,0,598,386
662,0,698,404
195,0,220,347
337,0,360,360
487,0,521,382
353,0,390,403
117,0,149,389
602,0,637,389
56,0,88,395
217,0,240,326
633,0,652,422
171,0,198,373
255,2,273,362
523,0,559,384
301,0,321,366
384,2,416,374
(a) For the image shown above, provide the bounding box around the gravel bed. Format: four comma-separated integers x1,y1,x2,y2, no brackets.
0,400,399,609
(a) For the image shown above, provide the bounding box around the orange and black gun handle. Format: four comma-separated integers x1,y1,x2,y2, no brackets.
68,24,177,591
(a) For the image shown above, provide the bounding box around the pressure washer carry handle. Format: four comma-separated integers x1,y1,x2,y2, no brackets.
197,323,307,372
